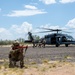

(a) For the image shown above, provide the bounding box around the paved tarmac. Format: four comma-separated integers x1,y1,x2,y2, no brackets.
0,45,75,64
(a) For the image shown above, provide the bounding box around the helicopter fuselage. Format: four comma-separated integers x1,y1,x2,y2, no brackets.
44,33,75,47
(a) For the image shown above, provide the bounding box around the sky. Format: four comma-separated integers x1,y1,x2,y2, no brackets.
0,0,75,40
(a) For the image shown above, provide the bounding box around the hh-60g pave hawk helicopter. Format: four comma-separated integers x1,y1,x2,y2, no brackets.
25,28,75,47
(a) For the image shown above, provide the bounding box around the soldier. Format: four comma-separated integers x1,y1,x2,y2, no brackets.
9,40,28,68
42,39,46,48
11,40,20,50
32,40,35,48
38,40,42,48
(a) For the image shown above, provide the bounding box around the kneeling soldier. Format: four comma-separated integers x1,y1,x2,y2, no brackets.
9,40,28,68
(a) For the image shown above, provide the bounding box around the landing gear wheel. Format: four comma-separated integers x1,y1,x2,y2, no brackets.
65,44,68,47
56,44,59,47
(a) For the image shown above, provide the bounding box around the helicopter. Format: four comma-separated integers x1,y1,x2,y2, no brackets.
25,28,75,47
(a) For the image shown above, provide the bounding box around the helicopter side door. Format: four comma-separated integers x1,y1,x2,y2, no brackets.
55,36,62,47
45,38,51,44
51,37,56,44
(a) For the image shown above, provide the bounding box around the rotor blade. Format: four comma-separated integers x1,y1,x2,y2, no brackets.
52,29,62,31
35,30,53,33
37,27,53,31
37,27,63,31
62,31,72,33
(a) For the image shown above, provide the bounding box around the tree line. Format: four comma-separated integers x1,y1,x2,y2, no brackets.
0,35,40,45
0,38,25,45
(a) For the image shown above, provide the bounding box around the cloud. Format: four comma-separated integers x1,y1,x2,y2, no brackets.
39,18,75,32
59,0,75,3
39,24,66,30
6,5,47,17
66,18,75,38
0,22,33,40
11,22,32,34
0,8,1,12
39,0,75,4
39,0,56,5
0,28,13,40
24,5,37,10
66,18,75,28
0,28,5,33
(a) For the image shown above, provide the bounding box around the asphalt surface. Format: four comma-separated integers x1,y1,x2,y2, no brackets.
0,45,75,64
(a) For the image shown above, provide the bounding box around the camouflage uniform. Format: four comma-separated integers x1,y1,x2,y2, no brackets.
9,41,24,68
42,39,46,48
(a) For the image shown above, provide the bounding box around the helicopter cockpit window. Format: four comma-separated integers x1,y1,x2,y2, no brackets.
66,35,75,41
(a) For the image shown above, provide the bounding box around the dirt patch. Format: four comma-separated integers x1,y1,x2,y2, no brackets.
0,61,75,75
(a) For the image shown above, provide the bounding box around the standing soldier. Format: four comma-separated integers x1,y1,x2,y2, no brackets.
38,40,42,48
32,40,36,48
42,39,46,48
